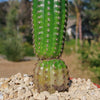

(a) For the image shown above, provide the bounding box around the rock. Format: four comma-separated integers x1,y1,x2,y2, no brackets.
25,90,32,97
23,74,28,77
1,82,8,89
40,91,50,97
24,77,30,85
14,91,18,98
34,93,46,100
29,82,33,86
0,82,3,86
18,87,26,96
0,93,3,100
48,95,58,100
14,73,22,79
29,97,34,100
9,92,14,99
3,93,9,100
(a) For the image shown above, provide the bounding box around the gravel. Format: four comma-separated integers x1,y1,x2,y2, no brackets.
0,73,100,100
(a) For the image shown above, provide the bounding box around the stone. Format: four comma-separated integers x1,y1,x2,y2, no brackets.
29,97,34,100
1,82,8,89
23,74,28,77
18,87,26,96
34,93,45,100
24,77,30,85
0,93,3,100
29,82,33,86
3,93,9,100
48,95,58,100
40,91,50,97
25,90,32,97
14,91,18,98
0,82,3,86
9,92,14,99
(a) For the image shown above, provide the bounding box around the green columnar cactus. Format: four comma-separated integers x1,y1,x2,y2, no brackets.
33,59,70,93
32,0,70,93
32,0,68,59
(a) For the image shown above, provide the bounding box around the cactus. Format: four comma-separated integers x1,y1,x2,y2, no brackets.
33,59,70,93
31,0,70,93
32,0,68,59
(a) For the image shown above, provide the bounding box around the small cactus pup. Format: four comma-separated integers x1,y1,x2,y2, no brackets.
32,0,68,59
33,59,70,93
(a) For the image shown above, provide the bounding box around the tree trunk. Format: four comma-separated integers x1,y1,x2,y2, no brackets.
79,13,82,47
75,3,79,52
74,0,82,51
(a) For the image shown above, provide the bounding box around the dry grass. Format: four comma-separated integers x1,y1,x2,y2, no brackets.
61,53,96,80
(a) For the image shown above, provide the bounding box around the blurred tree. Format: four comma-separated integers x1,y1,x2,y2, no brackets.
84,0,100,35
69,0,100,35
0,2,8,26
0,2,9,39
69,0,83,50
0,0,33,44
3,0,24,61
19,0,33,44
5,0,19,37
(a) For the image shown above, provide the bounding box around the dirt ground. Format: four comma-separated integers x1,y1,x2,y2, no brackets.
0,53,96,80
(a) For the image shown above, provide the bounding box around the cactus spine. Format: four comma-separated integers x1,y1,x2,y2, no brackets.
32,0,70,93
32,0,68,59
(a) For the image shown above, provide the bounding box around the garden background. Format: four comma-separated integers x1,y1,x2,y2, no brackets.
0,0,100,84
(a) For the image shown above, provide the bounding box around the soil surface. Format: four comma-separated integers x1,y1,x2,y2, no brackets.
0,53,96,79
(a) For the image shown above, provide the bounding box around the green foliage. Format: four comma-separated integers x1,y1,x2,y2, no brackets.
23,42,35,56
32,0,68,59
83,0,100,34
0,39,35,60
90,67,100,84
79,43,100,67
79,41,100,83
0,2,8,29
69,0,100,35
64,39,80,55
0,0,24,61
0,39,5,55
0,0,34,60
19,0,32,44
3,34,24,61
33,59,70,93
91,67,100,79
5,0,19,37
0,0,33,45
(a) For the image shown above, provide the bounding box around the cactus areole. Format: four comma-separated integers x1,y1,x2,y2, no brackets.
32,0,68,59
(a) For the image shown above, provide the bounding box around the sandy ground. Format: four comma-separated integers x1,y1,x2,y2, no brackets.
0,53,96,79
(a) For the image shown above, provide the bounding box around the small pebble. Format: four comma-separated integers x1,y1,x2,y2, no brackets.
0,93,3,100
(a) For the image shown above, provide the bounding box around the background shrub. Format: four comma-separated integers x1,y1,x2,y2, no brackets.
23,42,35,57
3,34,24,61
